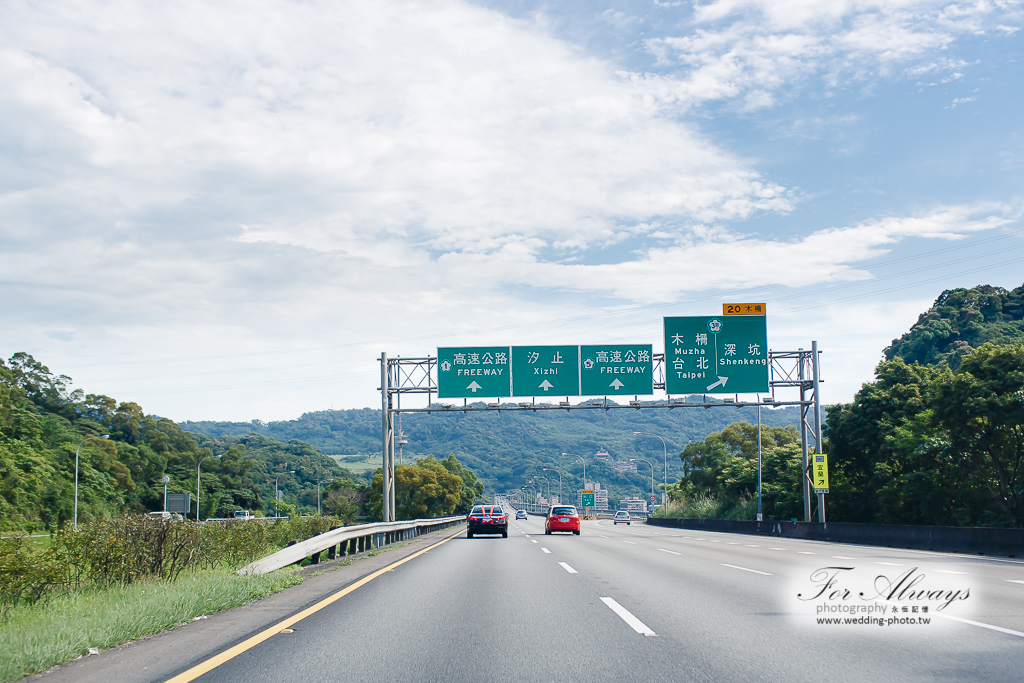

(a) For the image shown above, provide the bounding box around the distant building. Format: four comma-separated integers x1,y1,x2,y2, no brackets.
594,448,611,459
619,497,648,514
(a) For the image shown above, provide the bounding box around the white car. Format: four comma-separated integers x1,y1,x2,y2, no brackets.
516,509,528,520
613,511,631,525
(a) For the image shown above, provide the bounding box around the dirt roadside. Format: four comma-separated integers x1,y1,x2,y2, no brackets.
24,525,465,683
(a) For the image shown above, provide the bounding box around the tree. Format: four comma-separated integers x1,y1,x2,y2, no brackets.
932,344,1024,526
674,422,803,520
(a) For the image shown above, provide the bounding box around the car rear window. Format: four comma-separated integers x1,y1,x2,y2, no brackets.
471,506,484,514
552,507,576,516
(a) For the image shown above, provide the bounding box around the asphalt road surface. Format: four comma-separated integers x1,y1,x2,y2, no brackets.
153,516,1024,683
44,517,1024,683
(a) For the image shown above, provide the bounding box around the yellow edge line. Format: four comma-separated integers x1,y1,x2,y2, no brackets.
163,526,465,683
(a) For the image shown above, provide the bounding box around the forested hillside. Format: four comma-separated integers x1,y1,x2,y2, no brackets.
885,284,1024,368
182,402,801,503
0,353,355,530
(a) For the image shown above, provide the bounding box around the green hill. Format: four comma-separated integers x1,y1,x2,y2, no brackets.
181,401,801,503
885,284,1024,368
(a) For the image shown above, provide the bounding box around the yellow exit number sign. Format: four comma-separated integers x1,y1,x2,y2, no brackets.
723,303,766,315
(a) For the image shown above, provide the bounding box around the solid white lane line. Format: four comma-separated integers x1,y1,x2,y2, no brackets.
832,556,856,560
541,548,551,554
798,551,816,555
1007,580,1024,584
722,563,773,576
623,541,636,545
559,562,578,574
531,540,538,544
600,597,657,637
934,570,968,575
875,562,902,566
658,549,682,555
934,613,1024,639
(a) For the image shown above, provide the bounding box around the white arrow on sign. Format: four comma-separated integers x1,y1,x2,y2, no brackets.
609,378,625,390
467,381,483,392
706,376,729,391
539,379,554,391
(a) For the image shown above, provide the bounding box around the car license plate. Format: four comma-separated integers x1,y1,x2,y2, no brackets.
559,517,568,522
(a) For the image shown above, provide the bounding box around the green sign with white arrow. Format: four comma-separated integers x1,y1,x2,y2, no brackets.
437,347,511,398
511,346,580,396
579,344,653,396
663,316,768,394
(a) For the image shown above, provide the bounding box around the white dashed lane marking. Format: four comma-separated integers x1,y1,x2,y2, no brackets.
722,563,773,576
541,548,551,554
623,541,636,545
531,540,538,544
658,549,681,555
600,597,657,637
934,570,968,575
559,562,578,574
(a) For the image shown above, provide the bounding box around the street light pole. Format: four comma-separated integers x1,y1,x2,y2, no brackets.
633,432,669,511
630,458,655,501
74,435,109,530
562,452,586,492
161,475,170,512
318,477,333,515
197,454,222,521
543,468,562,502
535,475,550,504
274,471,296,518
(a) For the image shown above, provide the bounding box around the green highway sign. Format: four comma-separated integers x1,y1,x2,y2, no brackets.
511,346,579,396
580,344,653,396
664,315,768,394
581,491,595,507
437,347,511,398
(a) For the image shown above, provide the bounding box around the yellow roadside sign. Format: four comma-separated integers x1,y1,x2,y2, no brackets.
813,454,829,493
723,303,766,316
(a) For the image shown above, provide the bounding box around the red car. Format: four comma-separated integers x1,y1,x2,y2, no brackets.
545,505,580,535
466,504,508,538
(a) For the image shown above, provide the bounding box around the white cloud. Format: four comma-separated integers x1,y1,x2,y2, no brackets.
644,0,1022,109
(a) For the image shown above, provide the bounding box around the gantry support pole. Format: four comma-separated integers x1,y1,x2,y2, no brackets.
381,353,396,522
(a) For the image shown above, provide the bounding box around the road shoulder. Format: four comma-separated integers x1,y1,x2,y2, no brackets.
24,526,464,683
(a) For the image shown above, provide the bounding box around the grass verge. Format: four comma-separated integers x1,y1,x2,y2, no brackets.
0,568,303,683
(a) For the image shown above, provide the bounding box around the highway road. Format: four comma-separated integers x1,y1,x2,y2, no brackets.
148,515,1024,683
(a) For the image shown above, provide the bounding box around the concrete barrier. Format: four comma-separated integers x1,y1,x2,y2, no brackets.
644,518,1024,558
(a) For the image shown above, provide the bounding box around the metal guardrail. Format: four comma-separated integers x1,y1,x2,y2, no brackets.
238,516,466,575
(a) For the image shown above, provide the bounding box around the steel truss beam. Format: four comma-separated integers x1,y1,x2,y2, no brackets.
379,346,823,522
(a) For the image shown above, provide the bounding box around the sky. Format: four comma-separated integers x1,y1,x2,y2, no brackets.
2,0,1022,422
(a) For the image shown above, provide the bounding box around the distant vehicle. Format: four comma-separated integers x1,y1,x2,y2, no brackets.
233,510,254,519
147,511,183,521
516,509,528,520
545,505,580,535
613,511,631,525
467,504,508,538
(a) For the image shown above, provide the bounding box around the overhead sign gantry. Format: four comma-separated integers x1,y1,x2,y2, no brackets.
379,304,823,526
